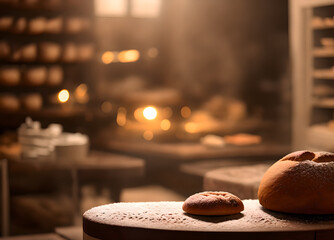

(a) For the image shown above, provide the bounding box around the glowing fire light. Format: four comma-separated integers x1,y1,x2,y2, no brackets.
143,130,154,141
184,122,197,133
101,51,115,64
117,107,127,126
160,119,171,131
118,49,140,63
143,106,157,120
58,89,69,103
181,106,191,118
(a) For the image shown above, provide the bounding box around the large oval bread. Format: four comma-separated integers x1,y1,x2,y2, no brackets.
258,150,334,214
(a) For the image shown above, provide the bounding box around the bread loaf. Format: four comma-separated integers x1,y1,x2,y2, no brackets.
182,191,244,216
258,150,334,214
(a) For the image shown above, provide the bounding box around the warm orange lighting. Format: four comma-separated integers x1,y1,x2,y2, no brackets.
117,107,127,126
101,101,112,113
184,122,197,133
181,106,191,118
58,89,69,103
143,106,157,120
75,84,89,104
160,119,171,131
101,51,115,64
134,108,143,121
143,130,154,141
118,49,140,63
147,47,159,58
162,107,173,118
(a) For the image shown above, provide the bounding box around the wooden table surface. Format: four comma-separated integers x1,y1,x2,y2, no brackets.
83,200,334,240
99,139,291,162
9,151,145,174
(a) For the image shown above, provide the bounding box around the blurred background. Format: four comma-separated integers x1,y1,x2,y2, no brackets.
0,0,332,238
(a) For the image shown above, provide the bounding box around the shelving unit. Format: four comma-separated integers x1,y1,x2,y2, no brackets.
0,0,95,130
291,0,334,150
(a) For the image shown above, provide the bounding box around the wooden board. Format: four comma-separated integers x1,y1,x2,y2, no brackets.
83,200,334,240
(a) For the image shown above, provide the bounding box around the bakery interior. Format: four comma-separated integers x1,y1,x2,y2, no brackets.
0,0,334,239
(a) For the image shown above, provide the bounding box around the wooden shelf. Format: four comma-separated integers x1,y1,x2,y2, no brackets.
0,107,87,119
313,47,334,57
313,69,334,79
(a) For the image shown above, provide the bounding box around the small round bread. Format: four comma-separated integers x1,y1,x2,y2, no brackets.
258,150,334,214
182,191,244,216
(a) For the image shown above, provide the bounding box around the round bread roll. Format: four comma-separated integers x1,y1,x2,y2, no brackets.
47,65,63,85
0,41,10,59
39,42,61,62
0,16,13,31
0,67,20,85
21,93,42,111
23,67,47,85
21,43,37,62
0,94,20,111
12,17,27,34
182,191,244,216
28,17,47,34
62,43,77,62
258,150,334,214
77,43,94,62
45,17,63,34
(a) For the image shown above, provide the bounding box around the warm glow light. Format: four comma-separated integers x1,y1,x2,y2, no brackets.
75,84,89,104
118,49,140,63
131,0,161,18
102,51,115,64
95,0,128,17
134,108,143,121
160,119,171,131
117,107,127,126
143,106,157,120
143,130,154,141
58,89,69,103
101,101,112,113
184,122,197,133
147,47,159,58
162,107,173,118
181,106,191,118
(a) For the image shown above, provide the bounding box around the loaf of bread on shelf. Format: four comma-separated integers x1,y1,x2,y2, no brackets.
258,150,334,214
47,65,63,85
28,17,47,34
12,17,27,34
0,67,20,85
0,16,13,31
62,43,77,62
77,43,94,62
0,41,10,59
65,17,89,33
21,43,37,62
0,94,20,111
45,17,63,34
21,93,43,111
39,42,62,62
23,66,47,86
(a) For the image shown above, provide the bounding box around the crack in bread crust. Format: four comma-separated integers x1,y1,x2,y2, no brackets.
281,150,334,163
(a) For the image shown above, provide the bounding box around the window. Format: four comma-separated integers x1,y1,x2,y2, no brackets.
95,0,161,18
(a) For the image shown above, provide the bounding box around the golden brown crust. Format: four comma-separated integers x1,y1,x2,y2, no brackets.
182,191,244,216
258,150,334,214
280,150,315,161
313,152,334,163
